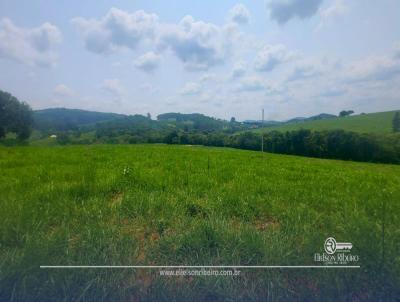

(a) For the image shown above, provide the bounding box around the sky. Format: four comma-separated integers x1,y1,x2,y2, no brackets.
0,0,399,121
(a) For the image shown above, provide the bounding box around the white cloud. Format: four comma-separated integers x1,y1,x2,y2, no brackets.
267,0,324,25
254,44,295,72
237,76,266,91
102,78,124,97
140,82,159,94
235,76,284,95
394,42,400,59
54,84,74,97
316,0,349,31
228,4,251,24
72,8,158,54
0,18,61,67
134,51,161,72
160,15,238,70
231,61,246,78
200,73,217,82
318,87,346,97
287,64,322,81
283,55,340,82
346,55,400,83
320,0,348,20
179,82,201,95
72,8,242,72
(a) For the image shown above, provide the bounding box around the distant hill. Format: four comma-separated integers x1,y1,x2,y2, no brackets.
33,108,127,131
242,120,282,127
286,117,307,123
286,113,337,123
157,112,223,128
33,108,399,135
308,113,337,121
243,113,336,127
252,110,399,134
33,109,249,133
157,112,245,132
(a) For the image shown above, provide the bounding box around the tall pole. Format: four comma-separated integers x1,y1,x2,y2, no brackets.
261,108,264,153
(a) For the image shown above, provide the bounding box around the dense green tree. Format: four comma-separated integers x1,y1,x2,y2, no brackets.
0,90,33,140
56,133,70,145
164,130,180,144
392,112,400,133
339,110,354,117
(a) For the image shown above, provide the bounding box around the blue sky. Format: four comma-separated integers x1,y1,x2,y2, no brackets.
0,0,399,120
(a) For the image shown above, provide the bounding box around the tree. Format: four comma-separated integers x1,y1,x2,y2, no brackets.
147,112,151,120
0,90,33,140
339,110,354,117
56,133,70,145
164,130,179,144
230,117,236,123
393,112,400,133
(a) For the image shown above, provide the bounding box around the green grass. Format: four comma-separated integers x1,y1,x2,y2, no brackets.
253,110,399,134
0,144,399,301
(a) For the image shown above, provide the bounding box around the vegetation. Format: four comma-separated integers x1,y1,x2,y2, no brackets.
393,111,400,133
0,98,391,164
1,90,399,299
250,111,400,134
257,130,399,164
30,126,400,164
33,109,248,134
33,108,126,131
0,144,399,301
0,90,33,140
339,110,354,117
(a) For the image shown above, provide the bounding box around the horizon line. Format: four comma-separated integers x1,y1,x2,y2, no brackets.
32,106,399,123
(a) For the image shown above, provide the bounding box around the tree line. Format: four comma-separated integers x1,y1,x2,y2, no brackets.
0,90,33,140
158,129,400,164
87,126,400,164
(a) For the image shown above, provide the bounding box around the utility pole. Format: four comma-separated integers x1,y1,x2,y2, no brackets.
261,108,264,153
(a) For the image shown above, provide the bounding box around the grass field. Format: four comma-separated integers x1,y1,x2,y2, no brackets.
253,110,399,134
1,144,399,301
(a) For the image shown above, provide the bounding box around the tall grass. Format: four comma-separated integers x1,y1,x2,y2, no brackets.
0,144,399,301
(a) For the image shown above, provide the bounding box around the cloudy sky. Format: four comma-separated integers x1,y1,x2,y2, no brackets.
0,0,399,121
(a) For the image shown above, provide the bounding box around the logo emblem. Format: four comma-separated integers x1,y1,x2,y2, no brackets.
324,237,336,254
315,237,358,265
324,237,352,254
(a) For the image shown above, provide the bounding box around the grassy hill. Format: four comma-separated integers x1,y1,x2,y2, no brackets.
0,144,399,300
253,110,399,134
32,109,249,137
33,108,127,131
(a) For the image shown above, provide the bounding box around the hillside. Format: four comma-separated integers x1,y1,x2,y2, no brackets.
32,108,248,133
0,144,399,300
33,108,127,131
254,110,399,134
33,108,400,135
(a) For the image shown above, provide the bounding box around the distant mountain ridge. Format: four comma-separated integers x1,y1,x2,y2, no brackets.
33,108,127,131
243,113,337,127
242,120,281,126
33,108,244,133
249,110,399,134
34,108,377,133
286,113,337,123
